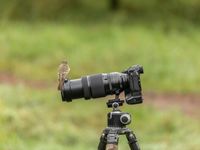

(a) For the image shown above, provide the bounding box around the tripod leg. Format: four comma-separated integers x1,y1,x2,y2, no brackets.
106,132,119,150
98,132,107,150
106,144,118,150
126,131,140,150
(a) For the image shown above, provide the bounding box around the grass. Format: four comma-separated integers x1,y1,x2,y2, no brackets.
0,21,200,92
0,84,199,150
0,7,200,149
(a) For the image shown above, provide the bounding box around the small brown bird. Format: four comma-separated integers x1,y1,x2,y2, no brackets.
57,60,70,90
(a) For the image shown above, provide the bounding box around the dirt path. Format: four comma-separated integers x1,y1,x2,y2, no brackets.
0,73,199,117
145,92,200,117
0,72,50,88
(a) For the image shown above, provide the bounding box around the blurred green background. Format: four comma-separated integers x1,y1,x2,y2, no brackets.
0,0,200,150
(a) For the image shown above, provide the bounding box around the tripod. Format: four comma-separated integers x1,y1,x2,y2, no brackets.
98,98,140,150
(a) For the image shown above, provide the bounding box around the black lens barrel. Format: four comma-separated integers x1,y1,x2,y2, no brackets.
61,79,83,101
61,73,128,102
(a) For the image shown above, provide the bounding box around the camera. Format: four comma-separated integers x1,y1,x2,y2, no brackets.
61,65,144,105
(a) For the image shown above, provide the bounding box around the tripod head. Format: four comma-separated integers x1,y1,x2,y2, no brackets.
106,94,132,128
106,98,124,109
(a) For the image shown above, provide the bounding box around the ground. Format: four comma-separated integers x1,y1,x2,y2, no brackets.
1,72,199,117
0,21,200,150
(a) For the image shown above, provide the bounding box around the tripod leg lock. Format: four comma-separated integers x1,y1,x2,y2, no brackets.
98,133,107,150
126,131,140,150
107,133,119,144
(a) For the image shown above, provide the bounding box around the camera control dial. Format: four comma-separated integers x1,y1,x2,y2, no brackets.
120,114,131,125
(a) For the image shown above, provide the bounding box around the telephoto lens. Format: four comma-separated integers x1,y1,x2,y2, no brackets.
61,73,129,102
